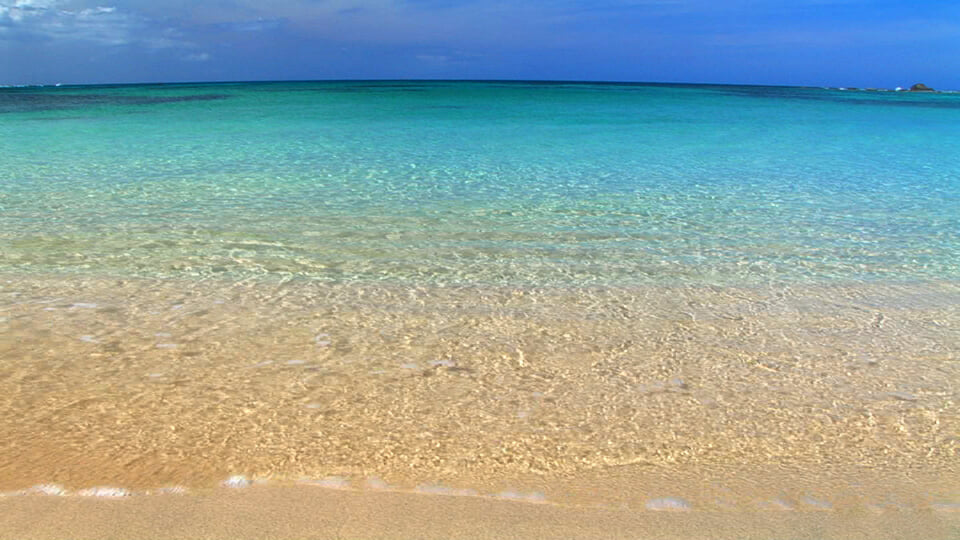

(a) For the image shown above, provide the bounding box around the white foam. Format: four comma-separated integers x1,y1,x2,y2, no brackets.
495,490,547,503
802,496,833,510
77,486,131,498
885,391,918,402
365,477,390,490
401,363,419,369
155,332,172,338
429,359,456,367
29,484,68,496
154,486,188,495
298,476,350,489
645,497,692,511
931,502,960,513
71,303,98,309
286,360,306,365
79,335,98,343
315,334,331,347
222,475,250,488
156,343,178,349
758,497,794,511
416,484,478,497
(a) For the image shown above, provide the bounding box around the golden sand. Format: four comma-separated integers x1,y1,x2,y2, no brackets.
2,484,958,540
1,275,957,537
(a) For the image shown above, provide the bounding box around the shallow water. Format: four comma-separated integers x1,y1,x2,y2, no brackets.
0,82,958,528
1,276,957,509
2,82,959,286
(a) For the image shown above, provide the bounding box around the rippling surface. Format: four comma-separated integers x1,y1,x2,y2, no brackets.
0,82,958,530
2,81,959,285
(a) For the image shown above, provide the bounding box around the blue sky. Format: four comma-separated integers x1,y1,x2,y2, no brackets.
1,0,958,87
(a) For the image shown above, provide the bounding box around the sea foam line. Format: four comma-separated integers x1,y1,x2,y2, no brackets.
1,477,952,514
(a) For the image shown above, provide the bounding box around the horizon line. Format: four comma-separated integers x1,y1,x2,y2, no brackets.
0,77,950,92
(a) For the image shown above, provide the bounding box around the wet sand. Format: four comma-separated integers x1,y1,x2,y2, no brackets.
1,274,958,537
2,483,959,540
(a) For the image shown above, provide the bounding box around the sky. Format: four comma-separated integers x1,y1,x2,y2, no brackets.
1,0,958,88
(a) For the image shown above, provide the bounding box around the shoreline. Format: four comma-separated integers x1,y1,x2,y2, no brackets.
2,483,958,540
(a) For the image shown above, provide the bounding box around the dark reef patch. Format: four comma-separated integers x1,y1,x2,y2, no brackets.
0,91,228,114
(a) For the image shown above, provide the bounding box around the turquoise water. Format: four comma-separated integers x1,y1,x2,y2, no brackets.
1,81,959,287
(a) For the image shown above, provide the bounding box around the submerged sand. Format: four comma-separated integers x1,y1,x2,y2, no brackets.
0,275,958,537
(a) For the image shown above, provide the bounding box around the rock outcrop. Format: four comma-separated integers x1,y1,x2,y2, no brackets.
909,83,935,92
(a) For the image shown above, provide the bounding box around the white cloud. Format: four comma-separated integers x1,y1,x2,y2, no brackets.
710,19,960,48
0,1,164,47
416,53,448,63
184,51,210,61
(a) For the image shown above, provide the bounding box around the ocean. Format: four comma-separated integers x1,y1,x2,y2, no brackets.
0,81,957,523
2,81,958,286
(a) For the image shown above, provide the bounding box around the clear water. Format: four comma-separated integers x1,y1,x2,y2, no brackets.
2,81,958,287
2,83,959,524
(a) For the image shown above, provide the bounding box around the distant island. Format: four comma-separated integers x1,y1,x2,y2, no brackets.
833,82,942,93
